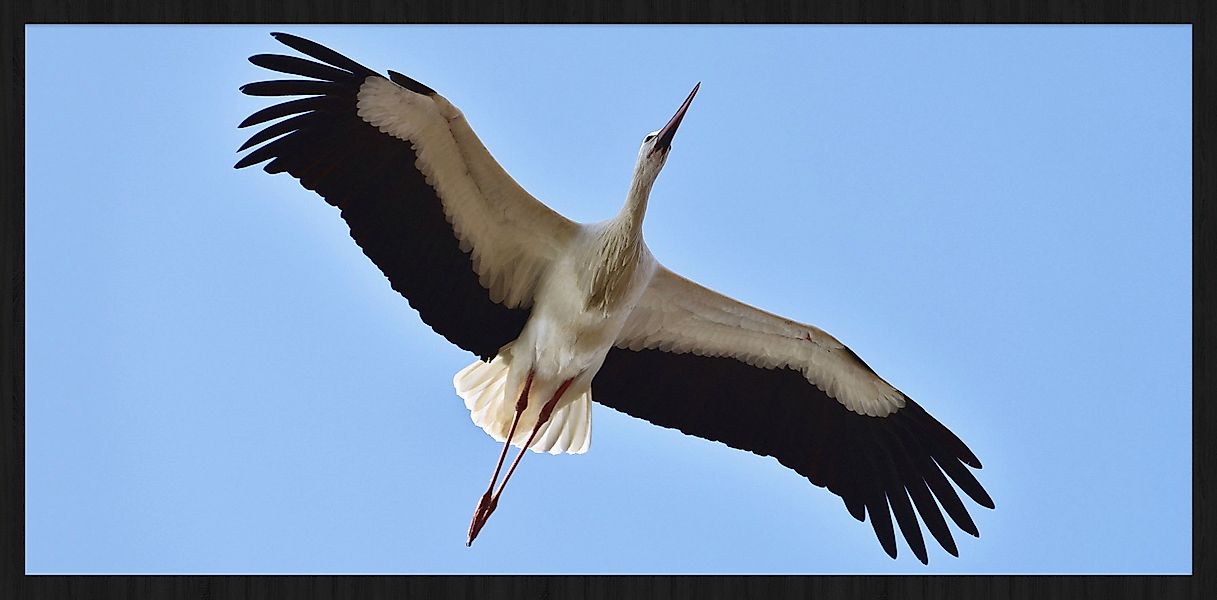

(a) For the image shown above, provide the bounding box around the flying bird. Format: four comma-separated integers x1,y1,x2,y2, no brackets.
235,32,994,564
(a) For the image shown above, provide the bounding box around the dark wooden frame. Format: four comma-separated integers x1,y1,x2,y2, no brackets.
2,1,1207,598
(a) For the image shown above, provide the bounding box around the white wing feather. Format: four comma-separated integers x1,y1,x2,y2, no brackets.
616,266,907,417
356,77,577,309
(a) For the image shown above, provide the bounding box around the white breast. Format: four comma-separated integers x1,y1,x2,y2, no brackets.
520,229,657,381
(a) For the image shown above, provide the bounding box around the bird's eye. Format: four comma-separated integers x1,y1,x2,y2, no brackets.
644,133,656,142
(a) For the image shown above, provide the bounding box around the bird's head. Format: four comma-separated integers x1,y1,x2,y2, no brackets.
634,82,700,182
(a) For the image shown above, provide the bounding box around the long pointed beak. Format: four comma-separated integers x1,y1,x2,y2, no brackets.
653,82,700,155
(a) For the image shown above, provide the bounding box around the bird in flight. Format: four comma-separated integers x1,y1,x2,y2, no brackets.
236,32,993,564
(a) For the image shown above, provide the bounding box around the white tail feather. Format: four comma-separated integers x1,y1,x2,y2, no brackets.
453,356,591,455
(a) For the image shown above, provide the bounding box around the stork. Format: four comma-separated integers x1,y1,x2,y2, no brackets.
235,32,994,564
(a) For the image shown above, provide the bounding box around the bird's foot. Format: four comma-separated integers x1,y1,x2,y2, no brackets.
466,490,498,546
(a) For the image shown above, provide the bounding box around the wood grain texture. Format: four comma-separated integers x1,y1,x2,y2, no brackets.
3,3,24,600
3,0,1208,598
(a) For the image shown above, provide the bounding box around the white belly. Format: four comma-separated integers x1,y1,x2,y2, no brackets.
515,245,654,385
454,230,656,455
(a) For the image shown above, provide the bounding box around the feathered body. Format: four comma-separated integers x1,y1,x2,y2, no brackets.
457,143,663,455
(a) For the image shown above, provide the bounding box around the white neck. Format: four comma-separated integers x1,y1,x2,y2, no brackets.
612,149,664,238
581,161,657,312
614,175,654,237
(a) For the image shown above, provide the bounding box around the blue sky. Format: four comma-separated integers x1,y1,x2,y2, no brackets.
26,25,1191,574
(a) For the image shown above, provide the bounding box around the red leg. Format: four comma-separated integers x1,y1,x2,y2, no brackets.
466,376,575,546
467,370,533,546
492,378,573,499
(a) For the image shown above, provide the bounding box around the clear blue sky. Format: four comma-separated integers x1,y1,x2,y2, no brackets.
26,25,1191,574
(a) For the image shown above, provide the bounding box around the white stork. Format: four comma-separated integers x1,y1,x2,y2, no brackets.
235,32,993,564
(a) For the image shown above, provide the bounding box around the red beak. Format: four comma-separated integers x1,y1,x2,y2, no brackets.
652,82,700,155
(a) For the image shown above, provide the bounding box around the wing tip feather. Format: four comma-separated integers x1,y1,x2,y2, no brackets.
388,69,438,96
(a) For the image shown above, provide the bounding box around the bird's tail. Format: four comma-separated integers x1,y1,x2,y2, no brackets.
453,356,592,455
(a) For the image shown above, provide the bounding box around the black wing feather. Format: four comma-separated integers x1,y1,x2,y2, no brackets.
237,111,326,152
238,96,346,129
238,79,350,97
236,33,527,361
592,348,992,564
269,32,379,78
248,53,356,82
892,437,958,557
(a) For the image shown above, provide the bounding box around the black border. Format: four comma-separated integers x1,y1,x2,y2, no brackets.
3,1,1208,598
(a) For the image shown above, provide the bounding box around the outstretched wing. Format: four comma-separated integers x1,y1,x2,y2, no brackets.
236,33,578,360
594,266,993,563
